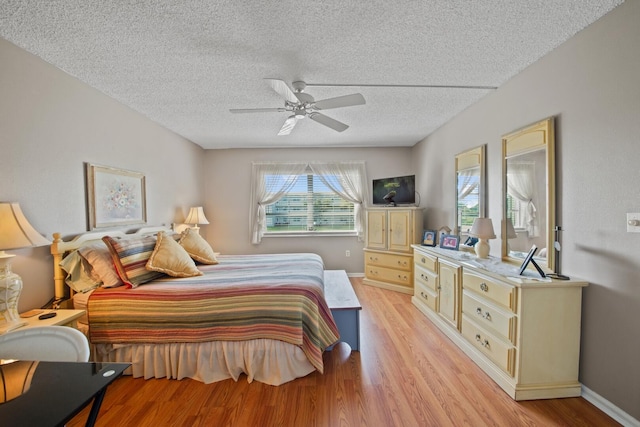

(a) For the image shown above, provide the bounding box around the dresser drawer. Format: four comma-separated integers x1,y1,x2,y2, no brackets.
414,280,438,312
461,315,516,377
413,251,437,273
365,251,412,271
365,264,412,287
414,265,438,292
463,272,516,312
462,291,517,344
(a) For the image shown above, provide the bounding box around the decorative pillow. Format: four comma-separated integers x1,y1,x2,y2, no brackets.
59,250,101,293
179,228,218,264
77,242,124,288
146,232,202,277
102,235,165,288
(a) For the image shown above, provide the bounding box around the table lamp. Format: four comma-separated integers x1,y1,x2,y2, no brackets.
0,202,51,333
469,217,496,259
503,218,517,253
184,206,209,234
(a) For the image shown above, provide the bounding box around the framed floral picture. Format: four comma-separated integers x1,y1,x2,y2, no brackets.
86,163,147,229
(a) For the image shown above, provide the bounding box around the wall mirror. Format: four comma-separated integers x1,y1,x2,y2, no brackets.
502,117,555,272
455,145,485,235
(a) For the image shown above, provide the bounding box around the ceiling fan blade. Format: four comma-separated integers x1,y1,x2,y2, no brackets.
277,116,299,136
308,112,349,132
229,108,286,113
265,79,299,104
313,93,365,110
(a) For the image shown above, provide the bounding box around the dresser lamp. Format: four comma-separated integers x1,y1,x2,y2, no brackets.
184,206,209,234
469,217,496,259
0,202,51,334
503,218,517,253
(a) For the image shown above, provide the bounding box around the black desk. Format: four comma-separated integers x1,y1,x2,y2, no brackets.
0,361,129,427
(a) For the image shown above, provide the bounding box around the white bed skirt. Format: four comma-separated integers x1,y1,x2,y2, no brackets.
90,338,316,386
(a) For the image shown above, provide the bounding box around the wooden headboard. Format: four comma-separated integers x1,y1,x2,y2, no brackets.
50,226,171,301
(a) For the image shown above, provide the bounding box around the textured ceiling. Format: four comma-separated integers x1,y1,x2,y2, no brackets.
0,1,623,149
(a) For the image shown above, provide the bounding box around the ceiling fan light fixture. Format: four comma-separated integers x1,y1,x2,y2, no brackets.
232,79,365,135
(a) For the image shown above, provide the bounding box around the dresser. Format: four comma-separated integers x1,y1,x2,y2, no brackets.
363,207,423,294
412,244,588,400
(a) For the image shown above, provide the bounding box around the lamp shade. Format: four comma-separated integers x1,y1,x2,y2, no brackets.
469,218,496,239
504,218,517,239
0,203,50,251
184,207,209,225
0,360,39,403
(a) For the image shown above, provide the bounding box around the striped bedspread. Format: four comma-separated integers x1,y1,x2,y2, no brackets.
87,253,339,373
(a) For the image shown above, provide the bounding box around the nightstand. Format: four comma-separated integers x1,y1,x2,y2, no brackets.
21,309,85,330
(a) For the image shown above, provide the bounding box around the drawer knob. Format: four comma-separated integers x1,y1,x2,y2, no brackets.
480,282,489,292
421,291,428,300
476,307,491,320
475,334,490,348
421,274,428,282
421,257,426,263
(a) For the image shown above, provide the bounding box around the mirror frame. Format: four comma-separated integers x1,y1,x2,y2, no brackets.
455,145,486,235
502,117,556,272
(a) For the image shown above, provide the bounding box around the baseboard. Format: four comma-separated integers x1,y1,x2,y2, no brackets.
346,272,365,278
581,385,640,427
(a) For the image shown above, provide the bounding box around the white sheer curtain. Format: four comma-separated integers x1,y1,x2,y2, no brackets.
457,168,478,201
309,161,368,241
507,161,538,237
250,162,308,244
250,161,368,244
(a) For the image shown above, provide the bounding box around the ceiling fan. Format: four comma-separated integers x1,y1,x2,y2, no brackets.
229,79,365,135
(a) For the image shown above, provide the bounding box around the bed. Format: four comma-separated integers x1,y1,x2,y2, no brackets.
50,226,340,386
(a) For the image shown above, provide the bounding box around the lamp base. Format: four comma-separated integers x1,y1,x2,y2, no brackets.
475,239,490,259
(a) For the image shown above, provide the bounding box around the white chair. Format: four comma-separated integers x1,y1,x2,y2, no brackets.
0,326,90,362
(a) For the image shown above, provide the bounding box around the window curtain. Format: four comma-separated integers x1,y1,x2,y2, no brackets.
309,161,368,241
250,162,308,244
506,161,538,237
250,161,368,244
457,168,478,201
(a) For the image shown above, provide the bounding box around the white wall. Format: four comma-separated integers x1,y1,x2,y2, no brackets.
412,1,640,420
0,38,205,311
202,147,414,273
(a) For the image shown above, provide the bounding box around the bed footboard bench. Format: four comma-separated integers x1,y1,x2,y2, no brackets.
324,270,361,352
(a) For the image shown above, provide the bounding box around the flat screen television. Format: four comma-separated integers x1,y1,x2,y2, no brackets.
372,175,416,206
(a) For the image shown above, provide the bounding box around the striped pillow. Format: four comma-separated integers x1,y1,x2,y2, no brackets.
102,235,165,288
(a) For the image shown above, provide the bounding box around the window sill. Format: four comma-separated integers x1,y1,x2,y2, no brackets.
264,231,358,238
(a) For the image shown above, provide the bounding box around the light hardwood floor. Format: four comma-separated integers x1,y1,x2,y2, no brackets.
69,278,619,427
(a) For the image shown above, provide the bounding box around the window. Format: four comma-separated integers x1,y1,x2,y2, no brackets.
250,162,367,244
264,174,355,232
457,171,480,233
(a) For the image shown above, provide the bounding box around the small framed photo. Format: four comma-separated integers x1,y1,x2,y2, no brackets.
439,234,460,251
422,230,437,246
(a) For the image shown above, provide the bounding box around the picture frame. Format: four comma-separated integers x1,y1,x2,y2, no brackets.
439,234,460,251
421,229,437,246
518,244,546,278
86,163,147,230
